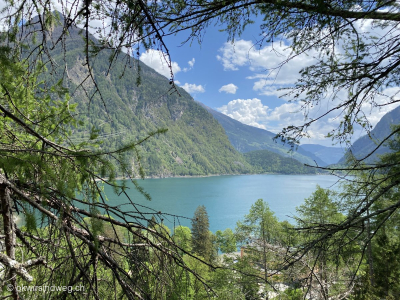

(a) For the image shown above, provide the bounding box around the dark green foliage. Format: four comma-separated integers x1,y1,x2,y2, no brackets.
296,187,354,299
147,215,158,229
235,258,261,300
244,150,317,174
209,265,246,300
296,186,343,226
371,229,400,299
191,205,212,261
280,288,303,300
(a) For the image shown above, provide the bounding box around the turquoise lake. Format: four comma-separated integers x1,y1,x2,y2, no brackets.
100,174,341,233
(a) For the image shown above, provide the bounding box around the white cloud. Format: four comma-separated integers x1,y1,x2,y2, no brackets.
139,49,181,78
217,98,269,129
362,87,400,127
180,83,205,94
217,39,315,76
183,58,195,72
212,17,400,144
252,80,288,97
216,88,400,145
219,83,238,94
217,39,317,97
188,58,195,68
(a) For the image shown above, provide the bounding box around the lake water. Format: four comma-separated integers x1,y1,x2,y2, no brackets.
101,174,341,233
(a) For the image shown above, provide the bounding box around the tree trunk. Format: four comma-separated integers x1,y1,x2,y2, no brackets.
0,181,18,300
366,207,375,287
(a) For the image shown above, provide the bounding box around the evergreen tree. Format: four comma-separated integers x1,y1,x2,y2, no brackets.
296,186,343,226
236,199,282,298
343,140,400,299
191,205,212,261
296,187,353,300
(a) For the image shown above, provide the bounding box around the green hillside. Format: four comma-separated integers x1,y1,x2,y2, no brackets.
244,150,317,174
30,15,252,177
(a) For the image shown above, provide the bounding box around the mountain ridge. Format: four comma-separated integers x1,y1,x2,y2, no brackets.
301,144,345,165
338,105,400,164
200,103,328,166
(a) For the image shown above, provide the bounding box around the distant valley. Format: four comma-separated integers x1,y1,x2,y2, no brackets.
202,104,347,167
300,144,346,166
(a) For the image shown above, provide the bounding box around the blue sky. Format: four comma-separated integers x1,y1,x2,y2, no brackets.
139,23,317,138
139,19,400,147
141,23,270,108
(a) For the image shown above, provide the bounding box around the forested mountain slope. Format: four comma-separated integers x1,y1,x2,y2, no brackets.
338,105,400,164
201,104,327,166
35,14,252,177
243,150,317,174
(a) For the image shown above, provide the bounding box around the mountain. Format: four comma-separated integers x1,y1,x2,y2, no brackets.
201,104,328,166
300,144,345,165
30,13,252,177
244,150,317,174
338,105,400,164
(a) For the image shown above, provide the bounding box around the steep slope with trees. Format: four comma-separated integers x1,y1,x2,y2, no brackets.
243,150,317,174
0,43,195,300
39,15,252,177
0,6,236,299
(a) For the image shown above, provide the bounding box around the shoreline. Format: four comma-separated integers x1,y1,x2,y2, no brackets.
112,171,333,181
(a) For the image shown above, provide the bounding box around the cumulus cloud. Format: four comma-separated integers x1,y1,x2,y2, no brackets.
217,99,306,131
180,83,205,94
183,58,196,72
140,49,181,78
217,98,269,129
216,88,400,144
362,87,400,127
217,39,317,97
251,80,287,97
217,39,315,77
214,97,340,142
219,83,238,94
212,17,400,144
188,58,195,68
